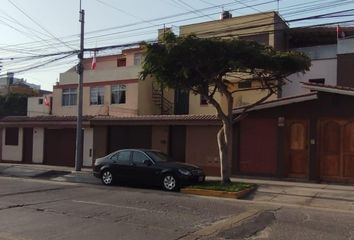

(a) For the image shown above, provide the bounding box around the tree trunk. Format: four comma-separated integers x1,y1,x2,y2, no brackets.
217,120,233,184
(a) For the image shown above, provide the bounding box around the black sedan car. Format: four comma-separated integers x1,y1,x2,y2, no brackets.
93,149,205,191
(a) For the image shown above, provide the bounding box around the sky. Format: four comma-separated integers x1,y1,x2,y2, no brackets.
0,0,353,91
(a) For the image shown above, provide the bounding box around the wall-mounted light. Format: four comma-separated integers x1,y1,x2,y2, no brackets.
278,117,285,127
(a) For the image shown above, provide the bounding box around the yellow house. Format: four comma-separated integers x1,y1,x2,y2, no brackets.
170,11,288,115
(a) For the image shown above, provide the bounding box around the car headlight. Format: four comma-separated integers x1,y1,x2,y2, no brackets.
94,158,103,166
178,169,192,176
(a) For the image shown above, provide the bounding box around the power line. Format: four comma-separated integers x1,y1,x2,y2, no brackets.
93,0,159,27
0,53,76,77
1,0,353,64
7,0,76,51
233,0,262,13
0,0,328,54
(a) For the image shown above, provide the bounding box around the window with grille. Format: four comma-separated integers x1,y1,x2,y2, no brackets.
117,58,126,67
111,85,126,104
62,88,77,106
90,87,105,105
134,53,142,65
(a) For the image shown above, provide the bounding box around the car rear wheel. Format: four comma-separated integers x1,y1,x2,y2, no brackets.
101,169,114,185
162,174,179,191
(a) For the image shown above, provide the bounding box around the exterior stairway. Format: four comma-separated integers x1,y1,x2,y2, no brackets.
152,82,173,115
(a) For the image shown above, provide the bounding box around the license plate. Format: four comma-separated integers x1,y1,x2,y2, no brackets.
198,176,204,182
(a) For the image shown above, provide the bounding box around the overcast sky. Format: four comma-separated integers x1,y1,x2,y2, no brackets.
0,0,352,90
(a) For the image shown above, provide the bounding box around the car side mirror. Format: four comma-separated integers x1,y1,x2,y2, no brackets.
143,160,153,166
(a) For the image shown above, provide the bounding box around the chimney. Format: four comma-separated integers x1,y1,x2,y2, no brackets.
220,10,232,20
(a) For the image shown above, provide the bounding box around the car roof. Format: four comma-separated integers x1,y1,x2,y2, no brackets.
117,149,162,153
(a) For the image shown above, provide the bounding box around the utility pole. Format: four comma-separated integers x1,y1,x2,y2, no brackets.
75,0,84,171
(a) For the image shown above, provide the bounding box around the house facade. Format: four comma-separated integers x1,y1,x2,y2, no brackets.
173,11,288,115
52,48,166,117
27,95,52,117
2,11,354,184
2,84,354,182
235,84,354,183
282,27,354,97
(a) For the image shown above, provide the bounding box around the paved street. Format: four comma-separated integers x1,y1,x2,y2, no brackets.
0,176,354,240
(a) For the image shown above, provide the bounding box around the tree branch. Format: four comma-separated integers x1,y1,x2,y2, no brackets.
209,85,218,99
232,82,276,124
208,97,227,122
231,86,267,94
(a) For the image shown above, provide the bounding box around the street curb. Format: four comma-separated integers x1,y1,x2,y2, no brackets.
181,186,256,199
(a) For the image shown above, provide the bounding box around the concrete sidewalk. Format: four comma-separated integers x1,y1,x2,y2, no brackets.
0,163,100,184
211,176,354,212
1,163,354,211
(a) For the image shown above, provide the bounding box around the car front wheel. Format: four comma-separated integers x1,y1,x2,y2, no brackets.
162,174,179,191
101,169,114,185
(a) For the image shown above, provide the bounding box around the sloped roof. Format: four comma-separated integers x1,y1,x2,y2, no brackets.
0,114,219,127
233,93,318,114
0,115,93,127
91,114,219,126
302,82,354,96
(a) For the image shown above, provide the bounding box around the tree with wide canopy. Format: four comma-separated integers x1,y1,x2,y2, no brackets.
140,33,311,184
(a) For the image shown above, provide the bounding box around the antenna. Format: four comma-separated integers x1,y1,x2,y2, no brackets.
277,0,280,12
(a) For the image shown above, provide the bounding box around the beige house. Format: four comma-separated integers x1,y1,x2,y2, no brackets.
53,48,167,117
27,94,52,117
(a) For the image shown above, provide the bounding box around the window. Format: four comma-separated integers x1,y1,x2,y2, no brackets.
62,88,77,106
132,151,150,165
238,80,252,89
117,58,126,67
38,98,43,105
200,95,208,105
117,151,132,165
5,127,18,146
90,87,104,105
309,78,325,84
111,85,126,104
134,53,142,65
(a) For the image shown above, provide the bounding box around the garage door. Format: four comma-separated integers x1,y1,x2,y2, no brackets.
108,126,151,153
239,118,278,175
44,128,76,167
319,120,354,182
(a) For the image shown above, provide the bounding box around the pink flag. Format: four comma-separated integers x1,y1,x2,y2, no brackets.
337,25,345,39
91,51,97,70
44,95,50,106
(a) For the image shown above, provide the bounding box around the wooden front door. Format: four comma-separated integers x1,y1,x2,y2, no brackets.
319,120,354,181
22,128,33,163
285,120,309,177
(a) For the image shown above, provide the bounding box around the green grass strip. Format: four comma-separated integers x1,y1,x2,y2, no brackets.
188,181,255,192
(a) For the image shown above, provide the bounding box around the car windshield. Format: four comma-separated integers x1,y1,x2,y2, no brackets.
145,151,172,162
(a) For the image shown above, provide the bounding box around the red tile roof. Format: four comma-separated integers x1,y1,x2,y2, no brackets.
0,114,219,127
0,115,93,122
92,114,218,121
